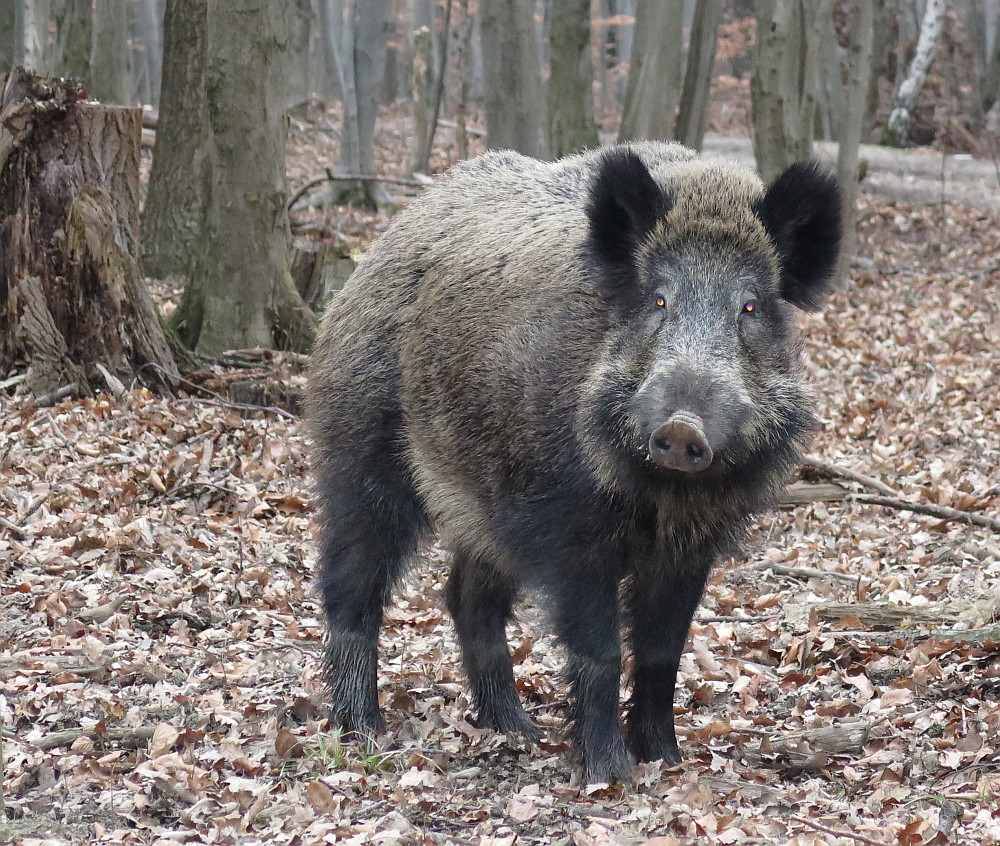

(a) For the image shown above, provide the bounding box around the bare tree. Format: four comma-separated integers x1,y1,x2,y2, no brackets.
750,0,831,182
50,0,93,81
675,0,722,150
886,0,948,146
618,0,685,142
835,0,875,288
142,0,209,280
480,0,548,158
170,0,315,355
548,0,598,156
15,0,46,71
91,0,131,104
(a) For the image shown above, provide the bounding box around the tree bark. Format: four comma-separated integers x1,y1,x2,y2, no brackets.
452,0,473,161
0,1,12,74
287,0,312,105
0,70,178,395
835,0,875,289
353,0,392,174
91,0,131,104
480,0,548,158
50,0,93,81
675,0,722,150
886,0,947,146
750,0,830,182
171,0,315,356
408,24,433,174
141,0,209,280
982,6,1000,114
618,0,685,142
548,0,599,157
135,0,163,107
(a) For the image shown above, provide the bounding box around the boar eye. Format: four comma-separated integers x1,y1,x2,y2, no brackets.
654,295,667,309
742,300,758,315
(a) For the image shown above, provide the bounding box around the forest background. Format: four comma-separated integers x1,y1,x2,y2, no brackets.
1,1,999,844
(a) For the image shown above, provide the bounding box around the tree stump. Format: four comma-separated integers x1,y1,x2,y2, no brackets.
0,69,178,398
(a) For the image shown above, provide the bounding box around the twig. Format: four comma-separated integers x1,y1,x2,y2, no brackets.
0,372,26,390
288,170,431,210
34,725,156,751
29,384,75,407
159,368,299,421
790,816,886,845
0,514,26,540
695,614,775,624
751,560,861,585
801,455,899,496
851,493,1000,532
438,118,486,138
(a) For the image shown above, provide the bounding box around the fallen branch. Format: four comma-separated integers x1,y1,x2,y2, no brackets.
851,493,1000,533
780,484,1000,533
791,815,886,846
0,514,26,540
288,170,431,210
802,455,899,497
751,560,860,585
829,623,1000,645
35,725,156,751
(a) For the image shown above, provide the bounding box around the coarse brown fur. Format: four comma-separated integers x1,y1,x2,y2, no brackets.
307,141,842,783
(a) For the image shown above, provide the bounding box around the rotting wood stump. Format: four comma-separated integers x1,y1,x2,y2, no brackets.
0,68,178,398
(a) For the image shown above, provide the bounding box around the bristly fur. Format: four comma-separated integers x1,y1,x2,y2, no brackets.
307,142,842,783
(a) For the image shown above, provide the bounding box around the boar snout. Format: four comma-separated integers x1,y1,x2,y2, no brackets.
649,413,713,472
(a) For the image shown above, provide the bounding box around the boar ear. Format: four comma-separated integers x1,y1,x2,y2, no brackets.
755,161,842,312
586,148,673,287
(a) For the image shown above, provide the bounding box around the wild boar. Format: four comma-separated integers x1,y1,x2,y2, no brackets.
307,141,842,782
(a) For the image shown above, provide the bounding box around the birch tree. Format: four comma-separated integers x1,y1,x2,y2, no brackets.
886,0,948,146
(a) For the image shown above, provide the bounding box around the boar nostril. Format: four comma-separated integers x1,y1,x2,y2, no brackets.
648,415,714,473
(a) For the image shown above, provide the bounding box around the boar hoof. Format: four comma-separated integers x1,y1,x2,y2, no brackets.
477,703,543,743
649,415,713,473
581,747,634,786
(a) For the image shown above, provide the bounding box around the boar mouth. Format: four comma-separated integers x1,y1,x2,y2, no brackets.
648,412,714,473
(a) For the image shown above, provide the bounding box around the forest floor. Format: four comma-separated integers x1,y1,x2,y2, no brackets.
3,102,1000,845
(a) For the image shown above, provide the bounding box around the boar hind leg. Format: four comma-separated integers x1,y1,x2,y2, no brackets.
316,455,428,737
446,549,541,741
626,559,712,765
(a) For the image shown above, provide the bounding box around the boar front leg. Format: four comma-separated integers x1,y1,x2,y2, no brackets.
626,557,712,765
551,569,631,784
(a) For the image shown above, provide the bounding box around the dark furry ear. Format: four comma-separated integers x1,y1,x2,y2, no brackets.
755,161,842,311
586,148,672,287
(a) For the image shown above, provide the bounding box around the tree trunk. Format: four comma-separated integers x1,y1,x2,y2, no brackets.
50,0,93,81
0,70,178,395
408,24,433,173
452,0,473,161
1,1,14,74
316,0,342,99
886,0,947,146
618,0,685,142
91,0,131,104
548,0,599,157
750,0,830,182
135,0,163,107
480,0,548,158
983,7,1000,113
835,0,875,289
141,0,209,280
353,0,391,174
675,0,721,150
170,0,316,356
815,6,846,140
287,0,312,105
